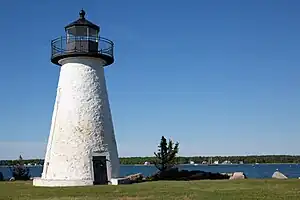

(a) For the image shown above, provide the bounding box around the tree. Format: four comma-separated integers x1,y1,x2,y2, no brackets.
153,136,179,172
10,155,30,180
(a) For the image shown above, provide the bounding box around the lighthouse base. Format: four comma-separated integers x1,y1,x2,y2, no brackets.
33,177,94,187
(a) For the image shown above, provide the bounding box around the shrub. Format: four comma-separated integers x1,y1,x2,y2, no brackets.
0,172,3,181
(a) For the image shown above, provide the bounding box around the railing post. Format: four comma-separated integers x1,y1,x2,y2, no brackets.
51,40,53,58
111,42,114,56
60,36,63,54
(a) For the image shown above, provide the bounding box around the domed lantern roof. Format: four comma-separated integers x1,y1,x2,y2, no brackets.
64,9,100,37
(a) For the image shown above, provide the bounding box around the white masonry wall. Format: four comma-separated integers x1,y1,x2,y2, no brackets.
36,57,120,186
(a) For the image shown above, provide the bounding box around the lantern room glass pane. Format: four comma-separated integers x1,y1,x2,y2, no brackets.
89,28,98,37
66,26,88,37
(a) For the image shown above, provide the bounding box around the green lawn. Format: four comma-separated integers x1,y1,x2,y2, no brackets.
0,179,299,200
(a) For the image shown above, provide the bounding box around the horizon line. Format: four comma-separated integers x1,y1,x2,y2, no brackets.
1,154,300,161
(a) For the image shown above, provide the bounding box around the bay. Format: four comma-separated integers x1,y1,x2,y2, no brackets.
1,164,299,180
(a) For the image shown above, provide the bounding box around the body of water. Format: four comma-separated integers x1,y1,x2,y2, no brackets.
1,164,299,180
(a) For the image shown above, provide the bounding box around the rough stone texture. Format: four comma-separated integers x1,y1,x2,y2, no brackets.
272,171,288,179
229,172,246,180
34,57,120,187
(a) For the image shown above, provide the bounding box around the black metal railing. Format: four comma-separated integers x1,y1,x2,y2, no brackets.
51,36,114,65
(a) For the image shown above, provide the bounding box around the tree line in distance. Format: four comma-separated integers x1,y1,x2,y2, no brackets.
1,155,300,166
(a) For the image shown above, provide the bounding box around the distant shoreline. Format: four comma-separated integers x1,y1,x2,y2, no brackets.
1,155,300,166
0,163,299,167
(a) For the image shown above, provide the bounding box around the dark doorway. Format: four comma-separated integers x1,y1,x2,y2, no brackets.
92,156,108,185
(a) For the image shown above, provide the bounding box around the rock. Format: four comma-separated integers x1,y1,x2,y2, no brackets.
272,171,288,179
125,173,143,183
229,172,246,180
9,177,15,181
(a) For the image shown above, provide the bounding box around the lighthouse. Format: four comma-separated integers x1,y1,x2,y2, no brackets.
33,10,120,187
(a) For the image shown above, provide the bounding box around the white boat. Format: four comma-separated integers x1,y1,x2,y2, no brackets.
208,157,219,166
144,161,150,165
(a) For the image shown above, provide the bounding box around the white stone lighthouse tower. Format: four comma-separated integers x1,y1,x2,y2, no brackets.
33,10,120,187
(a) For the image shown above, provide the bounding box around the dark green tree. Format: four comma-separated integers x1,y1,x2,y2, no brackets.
153,136,179,172
10,155,30,180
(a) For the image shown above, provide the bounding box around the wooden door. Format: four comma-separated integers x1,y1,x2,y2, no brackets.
92,156,108,185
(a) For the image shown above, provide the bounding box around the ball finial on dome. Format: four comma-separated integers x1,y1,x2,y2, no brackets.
79,9,86,19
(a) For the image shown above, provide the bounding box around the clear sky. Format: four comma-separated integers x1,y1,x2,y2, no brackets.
0,0,299,160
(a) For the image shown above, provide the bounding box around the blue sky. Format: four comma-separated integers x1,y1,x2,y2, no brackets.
0,0,299,159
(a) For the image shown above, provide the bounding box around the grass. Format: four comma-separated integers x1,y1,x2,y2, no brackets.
0,179,299,200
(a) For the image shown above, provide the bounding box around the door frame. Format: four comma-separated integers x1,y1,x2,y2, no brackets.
91,151,111,184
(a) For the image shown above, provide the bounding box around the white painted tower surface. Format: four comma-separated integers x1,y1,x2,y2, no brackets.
33,10,120,187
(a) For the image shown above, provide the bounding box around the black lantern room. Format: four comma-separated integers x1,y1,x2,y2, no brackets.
51,10,114,66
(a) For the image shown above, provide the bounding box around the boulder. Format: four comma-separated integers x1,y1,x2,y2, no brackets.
125,173,144,183
272,171,288,179
229,172,246,180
